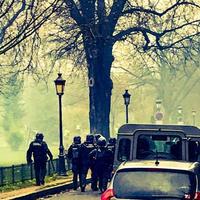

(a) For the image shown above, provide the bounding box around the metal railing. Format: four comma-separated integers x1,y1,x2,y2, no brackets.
0,158,72,187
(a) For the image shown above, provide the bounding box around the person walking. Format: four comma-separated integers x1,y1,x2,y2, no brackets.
79,134,95,192
67,136,82,190
107,137,116,180
26,133,53,186
89,137,113,193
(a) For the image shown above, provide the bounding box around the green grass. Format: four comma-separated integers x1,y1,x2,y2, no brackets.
0,173,59,193
0,171,73,193
0,179,35,193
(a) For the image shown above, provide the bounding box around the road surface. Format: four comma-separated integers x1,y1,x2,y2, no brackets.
42,186,101,200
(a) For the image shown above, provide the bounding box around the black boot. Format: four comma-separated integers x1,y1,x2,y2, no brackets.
73,183,78,190
92,186,98,191
81,187,85,192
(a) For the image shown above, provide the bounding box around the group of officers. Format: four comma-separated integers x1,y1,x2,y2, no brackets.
26,132,116,193
67,134,116,193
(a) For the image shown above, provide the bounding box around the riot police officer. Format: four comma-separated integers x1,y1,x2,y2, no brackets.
107,137,116,180
26,133,53,186
79,134,95,192
107,138,116,153
89,137,113,193
67,136,82,190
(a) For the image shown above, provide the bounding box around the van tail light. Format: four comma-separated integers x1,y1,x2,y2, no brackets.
101,189,114,200
194,192,200,200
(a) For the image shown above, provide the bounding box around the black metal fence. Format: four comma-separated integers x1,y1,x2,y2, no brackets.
0,158,72,187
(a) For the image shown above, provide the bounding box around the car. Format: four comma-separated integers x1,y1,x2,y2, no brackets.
101,160,200,200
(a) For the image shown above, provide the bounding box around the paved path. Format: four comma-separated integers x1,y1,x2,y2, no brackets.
42,186,101,200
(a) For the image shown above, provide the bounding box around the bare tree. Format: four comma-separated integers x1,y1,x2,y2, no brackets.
0,0,61,53
114,49,200,123
0,0,200,138
0,0,63,93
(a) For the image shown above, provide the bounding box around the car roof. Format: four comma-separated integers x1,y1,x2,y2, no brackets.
118,123,200,136
117,160,200,172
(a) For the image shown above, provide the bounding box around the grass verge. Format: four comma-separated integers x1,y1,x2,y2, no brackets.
0,173,71,193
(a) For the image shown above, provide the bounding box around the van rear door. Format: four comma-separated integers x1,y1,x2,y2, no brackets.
133,129,187,160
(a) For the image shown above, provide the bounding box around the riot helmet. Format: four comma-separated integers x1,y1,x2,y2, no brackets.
94,134,102,142
108,138,116,145
86,134,94,144
36,132,44,140
97,136,107,147
73,136,81,144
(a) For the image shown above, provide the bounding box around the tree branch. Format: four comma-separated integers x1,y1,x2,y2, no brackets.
63,0,84,25
0,0,15,18
0,0,26,44
122,1,200,17
0,0,60,54
107,0,127,35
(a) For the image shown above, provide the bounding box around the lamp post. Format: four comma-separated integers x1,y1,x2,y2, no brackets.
177,106,183,125
156,99,162,111
54,73,66,176
123,90,131,124
155,99,163,124
192,110,196,126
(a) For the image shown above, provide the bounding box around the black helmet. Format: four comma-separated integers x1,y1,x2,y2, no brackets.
73,136,81,144
36,133,44,140
94,134,102,142
86,134,94,143
108,138,116,145
97,137,107,147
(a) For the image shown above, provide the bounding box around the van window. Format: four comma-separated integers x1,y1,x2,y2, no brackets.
117,138,131,161
136,135,182,160
189,141,199,162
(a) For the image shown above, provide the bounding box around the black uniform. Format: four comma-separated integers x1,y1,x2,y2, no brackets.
26,133,53,186
67,136,82,190
107,138,116,179
89,137,113,193
79,135,95,192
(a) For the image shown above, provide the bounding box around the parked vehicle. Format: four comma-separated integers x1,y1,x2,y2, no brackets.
101,160,200,200
114,124,200,168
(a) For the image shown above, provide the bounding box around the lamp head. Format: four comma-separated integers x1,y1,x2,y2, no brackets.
123,89,131,106
178,106,182,114
192,110,196,116
54,73,66,95
156,99,162,110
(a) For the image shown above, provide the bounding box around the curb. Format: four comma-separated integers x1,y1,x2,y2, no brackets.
11,179,91,200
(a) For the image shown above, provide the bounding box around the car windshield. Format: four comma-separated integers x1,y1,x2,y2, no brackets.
113,169,196,199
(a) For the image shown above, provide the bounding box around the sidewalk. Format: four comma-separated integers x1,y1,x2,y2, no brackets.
0,176,73,200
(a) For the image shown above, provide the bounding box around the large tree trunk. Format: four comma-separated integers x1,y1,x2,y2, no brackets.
85,39,113,139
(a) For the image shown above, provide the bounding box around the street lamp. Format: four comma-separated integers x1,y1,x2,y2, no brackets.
178,106,182,114
155,99,162,111
155,99,163,124
177,106,183,125
192,110,196,126
123,89,131,124
54,73,66,176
